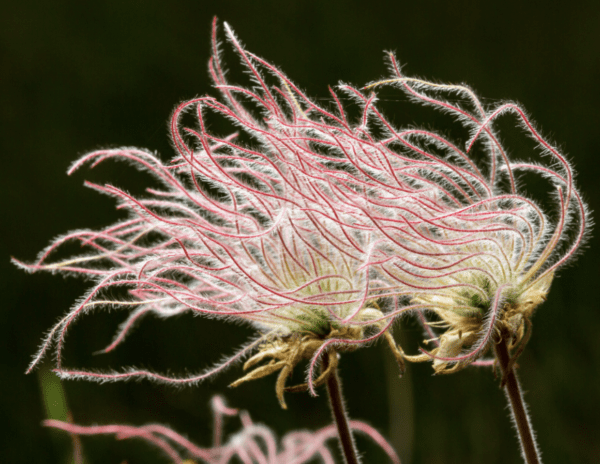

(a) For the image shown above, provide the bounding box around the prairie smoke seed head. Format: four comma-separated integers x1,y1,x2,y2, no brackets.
44,395,401,463
355,56,590,375
14,19,410,401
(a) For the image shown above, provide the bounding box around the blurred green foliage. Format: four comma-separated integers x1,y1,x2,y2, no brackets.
39,369,85,464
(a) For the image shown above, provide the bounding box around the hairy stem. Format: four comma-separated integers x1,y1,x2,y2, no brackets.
323,352,360,464
494,338,542,464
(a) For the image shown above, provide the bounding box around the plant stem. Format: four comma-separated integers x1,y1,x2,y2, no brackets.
494,338,541,464
323,352,360,464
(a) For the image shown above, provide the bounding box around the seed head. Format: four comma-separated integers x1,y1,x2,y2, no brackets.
44,395,401,463
14,20,411,399
345,54,591,373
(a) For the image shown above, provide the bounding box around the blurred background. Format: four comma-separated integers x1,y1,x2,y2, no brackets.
2,1,599,463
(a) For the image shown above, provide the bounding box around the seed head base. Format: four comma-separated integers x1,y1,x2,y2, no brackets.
230,325,405,409
405,279,550,376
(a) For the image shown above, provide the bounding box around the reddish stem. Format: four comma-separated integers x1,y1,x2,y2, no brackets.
494,339,541,464
323,352,360,464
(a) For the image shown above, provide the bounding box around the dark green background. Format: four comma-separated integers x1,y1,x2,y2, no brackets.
2,1,599,463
